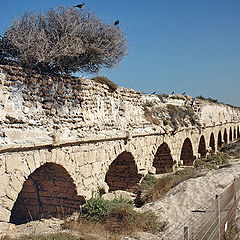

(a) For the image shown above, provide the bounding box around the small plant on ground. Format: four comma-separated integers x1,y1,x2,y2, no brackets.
206,152,230,168
63,192,166,236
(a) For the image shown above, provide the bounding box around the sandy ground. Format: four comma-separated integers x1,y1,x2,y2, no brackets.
138,158,240,239
1,159,240,240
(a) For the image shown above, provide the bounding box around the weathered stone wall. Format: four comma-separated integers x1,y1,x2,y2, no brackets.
0,63,240,224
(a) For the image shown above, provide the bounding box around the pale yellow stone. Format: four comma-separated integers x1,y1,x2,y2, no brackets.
5,154,22,173
26,154,36,173
0,207,10,222
10,176,22,193
5,186,18,201
0,198,14,210
80,165,92,179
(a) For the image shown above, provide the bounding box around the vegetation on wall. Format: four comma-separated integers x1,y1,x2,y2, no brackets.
143,102,200,130
0,7,127,74
91,76,118,92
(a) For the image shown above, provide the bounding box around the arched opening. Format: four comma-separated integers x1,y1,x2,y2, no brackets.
217,131,222,148
209,133,215,154
180,138,195,166
229,127,233,142
10,163,85,225
198,136,207,159
223,128,228,144
234,128,236,139
153,143,174,174
238,126,240,138
105,151,142,192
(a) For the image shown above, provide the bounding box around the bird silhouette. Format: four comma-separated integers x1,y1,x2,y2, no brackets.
182,92,186,95
114,20,119,26
171,91,174,94
151,91,156,94
73,3,85,9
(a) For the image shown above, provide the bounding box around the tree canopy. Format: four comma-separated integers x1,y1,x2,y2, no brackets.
0,7,127,74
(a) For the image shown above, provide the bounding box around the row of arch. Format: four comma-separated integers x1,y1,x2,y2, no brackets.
9,125,240,225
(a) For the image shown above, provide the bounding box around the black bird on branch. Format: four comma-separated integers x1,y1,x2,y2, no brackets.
73,3,85,9
114,20,119,26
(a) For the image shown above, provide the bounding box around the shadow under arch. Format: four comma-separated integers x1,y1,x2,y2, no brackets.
180,138,195,166
10,163,85,225
223,128,228,144
217,131,222,148
209,132,215,154
198,135,207,159
105,151,142,192
153,142,174,174
234,128,236,139
229,127,233,142
238,126,240,138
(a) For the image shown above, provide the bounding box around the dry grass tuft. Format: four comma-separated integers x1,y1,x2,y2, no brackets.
91,76,117,92
139,168,203,204
0,233,86,240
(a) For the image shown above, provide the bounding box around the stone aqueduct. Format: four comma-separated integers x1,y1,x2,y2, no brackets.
0,64,240,225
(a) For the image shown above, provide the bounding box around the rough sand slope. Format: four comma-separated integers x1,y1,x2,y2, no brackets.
138,159,240,239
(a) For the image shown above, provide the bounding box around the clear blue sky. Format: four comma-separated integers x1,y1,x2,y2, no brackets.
0,0,240,106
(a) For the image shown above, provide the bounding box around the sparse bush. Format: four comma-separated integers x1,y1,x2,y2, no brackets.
64,192,165,236
91,76,117,92
194,159,216,170
157,93,168,102
143,105,160,125
145,100,155,107
1,7,127,74
196,95,218,103
138,169,203,204
206,152,229,166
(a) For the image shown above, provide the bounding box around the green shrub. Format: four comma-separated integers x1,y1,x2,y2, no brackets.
206,152,229,166
91,76,117,92
66,192,165,235
81,192,132,222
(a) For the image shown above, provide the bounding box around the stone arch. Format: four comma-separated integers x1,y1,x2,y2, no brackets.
105,151,142,192
10,163,85,225
217,131,222,148
209,133,215,154
229,127,233,142
234,128,236,139
153,142,174,174
198,135,207,159
180,138,195,166
223,128,228,144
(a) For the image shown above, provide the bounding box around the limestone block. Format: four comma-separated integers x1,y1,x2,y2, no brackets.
0,198,14,210
0,175,10,197
83,177,94,187
20,161,31,177
5,154,22,173
92,162,102,174
87,151,96,164
80,165,92,179
0,206,10,222
26,155,36,173
10,176,22,193
74,152,85,166
5,186,18,201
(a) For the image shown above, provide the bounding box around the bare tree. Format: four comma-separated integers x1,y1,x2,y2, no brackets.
0,7,127,74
